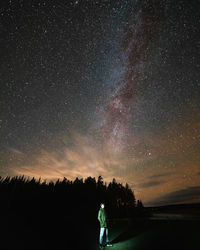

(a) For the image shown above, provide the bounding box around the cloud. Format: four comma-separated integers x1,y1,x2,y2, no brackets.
9,148,25,155
1,104,199,206
149,172,174,179
137,180,164,188
149,186,200,206
9,131,125,184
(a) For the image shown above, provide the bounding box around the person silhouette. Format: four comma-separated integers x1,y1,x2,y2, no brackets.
98,203,112,249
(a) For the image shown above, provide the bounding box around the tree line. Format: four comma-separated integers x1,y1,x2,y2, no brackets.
0,175,145,219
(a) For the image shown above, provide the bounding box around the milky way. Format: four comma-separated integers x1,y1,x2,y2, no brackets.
93,2,161,155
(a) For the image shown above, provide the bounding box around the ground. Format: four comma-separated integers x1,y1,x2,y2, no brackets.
1,213,200,250
92,218,200,250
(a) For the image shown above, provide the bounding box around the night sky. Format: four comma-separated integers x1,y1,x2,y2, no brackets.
0,0,200,206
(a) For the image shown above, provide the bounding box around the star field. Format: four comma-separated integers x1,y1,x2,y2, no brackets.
0,0,200,206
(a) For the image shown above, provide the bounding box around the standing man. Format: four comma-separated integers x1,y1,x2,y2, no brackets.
98,203,112,249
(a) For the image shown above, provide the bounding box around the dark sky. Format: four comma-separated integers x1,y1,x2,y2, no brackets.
0,0,200,206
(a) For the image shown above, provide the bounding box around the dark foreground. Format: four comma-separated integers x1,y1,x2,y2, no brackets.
1,213,200,250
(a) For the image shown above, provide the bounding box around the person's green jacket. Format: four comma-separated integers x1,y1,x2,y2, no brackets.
98,208,107,228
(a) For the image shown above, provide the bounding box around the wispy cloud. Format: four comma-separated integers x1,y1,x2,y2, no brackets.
2,106,200,206
148,186,200,206
137,180,164,188
10,131,124,184
149,172,175,179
